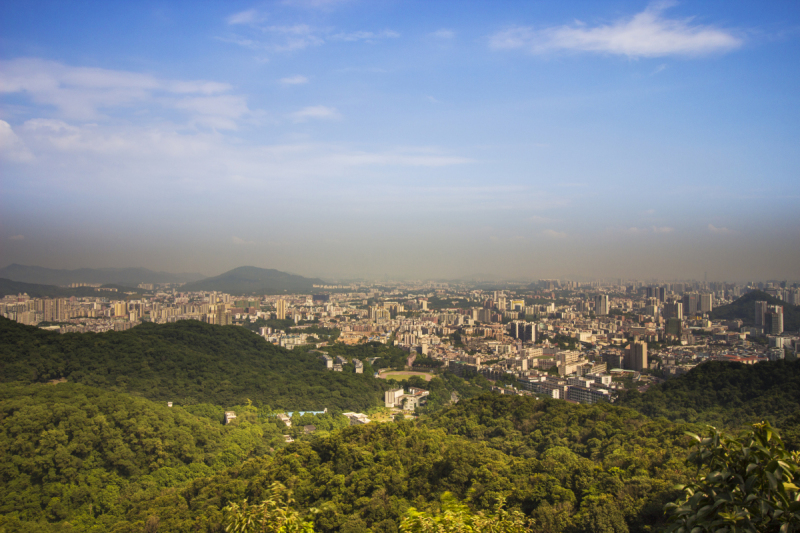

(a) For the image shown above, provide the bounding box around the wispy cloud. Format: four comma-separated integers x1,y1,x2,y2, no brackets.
227,9,266,26
291,105,341,122
281,0,352,9
489,3,742,58
542,229,567,239
0,58,245,124
9,235,25,241
708,224,733,234
332,30,400,42
618,226,674,235
280,75,309,85
232,236,255,245
0,120,34,162
431,29,455,39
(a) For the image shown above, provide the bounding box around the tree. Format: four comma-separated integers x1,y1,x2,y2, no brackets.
223,483,314,533
663,422,800,533
400,492,532,533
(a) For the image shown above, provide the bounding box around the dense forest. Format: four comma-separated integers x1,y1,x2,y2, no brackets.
0,318,389,411
2,318,800,531
0,388,697,532
616,360,800,447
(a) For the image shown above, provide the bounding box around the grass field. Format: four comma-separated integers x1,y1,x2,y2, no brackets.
378,371,434,381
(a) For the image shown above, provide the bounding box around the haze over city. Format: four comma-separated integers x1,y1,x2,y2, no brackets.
1,0,798,281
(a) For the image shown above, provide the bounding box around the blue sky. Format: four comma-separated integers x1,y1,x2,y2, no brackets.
1,0,798,281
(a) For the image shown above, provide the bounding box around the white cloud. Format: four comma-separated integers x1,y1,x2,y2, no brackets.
708,224,733,234
291,105,341,122
232,236,255,245
227,9,266,26
0,58,244,123
652,226,674,233
281,0,352,9
489,3,742,58
0,120,34,162
542,229,567,239
431,29,455,39
332,30,400,42
9,235,25,241
280,75,309,85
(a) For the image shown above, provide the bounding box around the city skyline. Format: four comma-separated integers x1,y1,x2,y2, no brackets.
2,1,799,280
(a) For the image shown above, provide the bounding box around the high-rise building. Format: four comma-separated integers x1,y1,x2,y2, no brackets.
276,299,287,320
508,321,535,342
663,301,683,320
682,293,699,316
629,341,648,372
665,317,682,337
699,293,714,314
594,294,609,315
765,306,784,336
754,301,768,327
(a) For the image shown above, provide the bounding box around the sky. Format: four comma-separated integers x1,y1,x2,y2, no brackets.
1,0,799,282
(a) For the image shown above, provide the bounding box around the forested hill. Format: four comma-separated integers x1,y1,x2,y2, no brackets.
32,393,693,533
710,289,799,331
616,360,800,445
0,318,387,411
180,266,324,295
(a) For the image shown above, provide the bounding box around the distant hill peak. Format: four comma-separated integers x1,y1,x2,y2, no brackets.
180,266,324,295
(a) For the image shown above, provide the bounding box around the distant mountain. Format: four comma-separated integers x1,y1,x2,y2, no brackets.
0,278,142,299
0,264,205,286
710,290,799,332
181,266,324,295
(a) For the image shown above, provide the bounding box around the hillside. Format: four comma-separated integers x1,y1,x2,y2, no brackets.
616,359,800,446
710,289,799,331
8,394,695,532
0,264,205,286
0,318,387,411
180,266,324,295
0,382,294,531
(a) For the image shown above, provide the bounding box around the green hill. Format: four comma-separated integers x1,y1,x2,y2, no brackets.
710,290,799,332
0,382,293,531
180,266,324,295
0,318,387,411
616,360,800,446
28,394,695,533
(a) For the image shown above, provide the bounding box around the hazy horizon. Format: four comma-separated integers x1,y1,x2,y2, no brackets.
2,1,799,281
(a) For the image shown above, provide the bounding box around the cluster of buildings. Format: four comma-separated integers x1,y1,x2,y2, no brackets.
2,277,798,406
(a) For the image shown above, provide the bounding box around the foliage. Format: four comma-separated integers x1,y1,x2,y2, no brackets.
400,492,531,533
224,483,314,533
0,382,284,530
0,317,389,411
663,422,800,532
616,361,800,447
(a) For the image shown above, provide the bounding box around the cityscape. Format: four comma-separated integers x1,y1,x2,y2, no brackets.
2,271,798,408
2,0,800,531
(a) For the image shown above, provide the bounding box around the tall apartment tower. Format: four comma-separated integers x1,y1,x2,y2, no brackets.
629,341,648,372
765,306,784,336
663,301,683,320
754,301,768,327
699,293,714,314
594,294,609,315
682,293,699,316
276,299,287,320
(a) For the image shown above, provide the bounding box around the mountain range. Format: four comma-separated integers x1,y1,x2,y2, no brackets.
0,264,205,286
0,264,324,295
